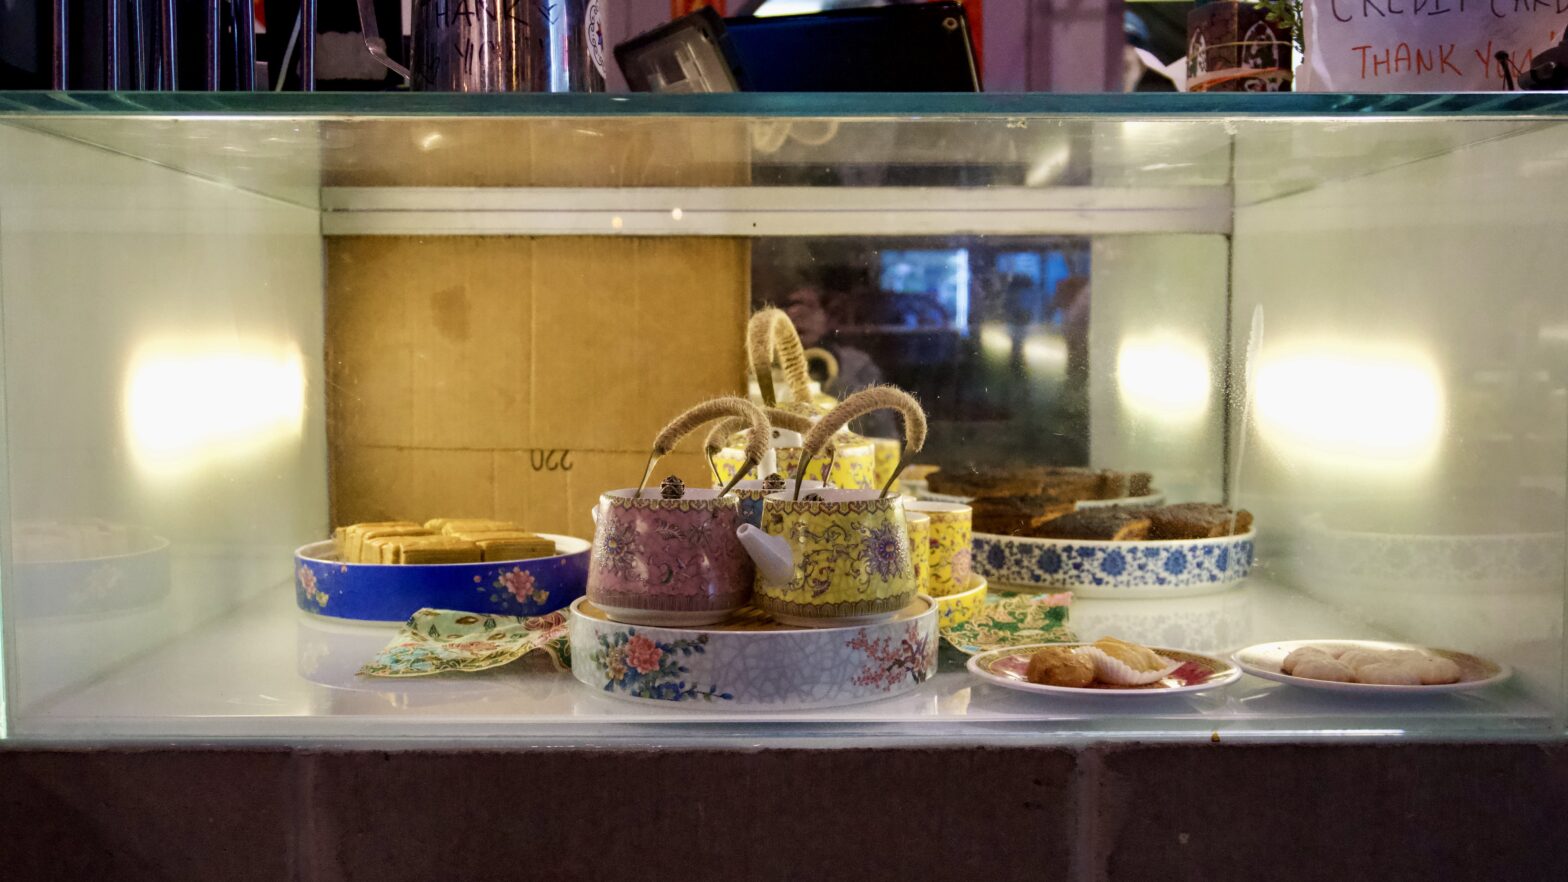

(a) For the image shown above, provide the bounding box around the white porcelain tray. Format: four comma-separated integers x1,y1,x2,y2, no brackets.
567,595,937,708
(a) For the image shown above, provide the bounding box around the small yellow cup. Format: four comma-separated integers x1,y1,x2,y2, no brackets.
905,512,931,595
904,500,972,597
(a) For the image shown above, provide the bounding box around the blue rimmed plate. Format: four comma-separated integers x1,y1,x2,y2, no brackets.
293,534,589,622
972,530,1254,599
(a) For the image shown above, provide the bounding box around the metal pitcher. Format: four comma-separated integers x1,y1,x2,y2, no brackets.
356,0,606,92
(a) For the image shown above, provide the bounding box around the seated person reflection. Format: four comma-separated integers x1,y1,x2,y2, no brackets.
784,285,897,439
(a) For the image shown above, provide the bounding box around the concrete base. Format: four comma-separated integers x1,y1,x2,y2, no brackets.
1,744,1565,880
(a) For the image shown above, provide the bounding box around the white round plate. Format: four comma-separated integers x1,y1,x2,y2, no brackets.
1232,639,1511,694
968,643,1241,697
917,489,1164,508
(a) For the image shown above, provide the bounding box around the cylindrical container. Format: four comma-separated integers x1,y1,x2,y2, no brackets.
870,436,903,491
904,500,973,597
1185,0,1292,92
410,0,606,92
587,488,751,626
714,436,877,490
733,478,826,527
906,511,931,595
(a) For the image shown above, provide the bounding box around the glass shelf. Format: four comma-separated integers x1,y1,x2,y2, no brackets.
10,577,1555,745
3,92,1563,212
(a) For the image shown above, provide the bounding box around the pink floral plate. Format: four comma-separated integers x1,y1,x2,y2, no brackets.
968,643,1241,696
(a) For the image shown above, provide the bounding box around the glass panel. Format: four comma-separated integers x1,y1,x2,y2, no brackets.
0,96,1563,743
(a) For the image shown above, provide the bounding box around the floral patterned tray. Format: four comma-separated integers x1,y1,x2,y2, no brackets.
567,596,938,707
294,535,589,622
972,530,1254,599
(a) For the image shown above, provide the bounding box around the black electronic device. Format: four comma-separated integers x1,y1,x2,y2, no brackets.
617,2,980,93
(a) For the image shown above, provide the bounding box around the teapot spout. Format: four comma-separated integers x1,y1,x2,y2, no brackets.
735,524,794,586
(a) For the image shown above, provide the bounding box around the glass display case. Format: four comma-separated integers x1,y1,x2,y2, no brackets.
0,92,1564,745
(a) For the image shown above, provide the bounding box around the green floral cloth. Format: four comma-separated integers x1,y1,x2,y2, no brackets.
940,592,1074,655
359,608,571,677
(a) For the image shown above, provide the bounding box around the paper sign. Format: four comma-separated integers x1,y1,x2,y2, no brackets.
1302,0,1567,89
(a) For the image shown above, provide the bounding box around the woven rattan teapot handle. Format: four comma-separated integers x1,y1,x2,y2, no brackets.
636,397,769,498
793,386,927,499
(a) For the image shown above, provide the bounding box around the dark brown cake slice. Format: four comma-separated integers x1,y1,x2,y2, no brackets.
970,495,1075,536
1146,503,1253,539
1031,508,1153,541
928,466,1048,498
1035,471,1107,504
1126,471,1154,497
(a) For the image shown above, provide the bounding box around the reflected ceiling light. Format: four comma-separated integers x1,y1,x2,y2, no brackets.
124,341,307,474
1024,335,1067,372
418,131,445,151
1117,335,1211,423
754,0,826,17
978,323,1013,362
1024,141,1072,188
1255,345,1443,472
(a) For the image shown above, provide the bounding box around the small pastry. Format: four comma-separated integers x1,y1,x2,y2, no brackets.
1025,646,1096,688
1092,636,1168,671
1355,660,1423,686
342,521,424,562
1282,646,1334,675
381,535,481,565
1337,649,1388,671
352,525,434,562
801,492,826,502
1415,655,1462,685
457,532,556,562
761,472,787,492
660,475,686,499
1291,656,1356,682
434,519,520,536
1079,636,1179,685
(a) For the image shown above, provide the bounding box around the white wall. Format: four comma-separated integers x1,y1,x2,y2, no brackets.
1230,122,1568,701
0,125,328,723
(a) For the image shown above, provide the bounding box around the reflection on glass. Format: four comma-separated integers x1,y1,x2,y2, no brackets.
755,238,1093,465
1116,334,1211,424
123,341,307,475
1255,344,1444,474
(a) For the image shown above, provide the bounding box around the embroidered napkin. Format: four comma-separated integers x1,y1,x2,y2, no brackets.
359,608,571,677
940,592,1074,655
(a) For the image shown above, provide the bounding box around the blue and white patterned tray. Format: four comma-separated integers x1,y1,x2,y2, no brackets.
973,531,1254,599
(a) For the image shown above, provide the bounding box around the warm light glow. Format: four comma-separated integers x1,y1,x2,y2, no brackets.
1023,335,1067,372
124,342,307,473
979,323,1012,361
1117,336,1212,422
1255,345,1444,472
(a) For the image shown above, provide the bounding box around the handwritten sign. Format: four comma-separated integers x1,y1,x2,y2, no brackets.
1302,0,1567,89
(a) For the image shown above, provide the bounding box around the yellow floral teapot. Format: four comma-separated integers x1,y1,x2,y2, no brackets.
735,386,928,627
